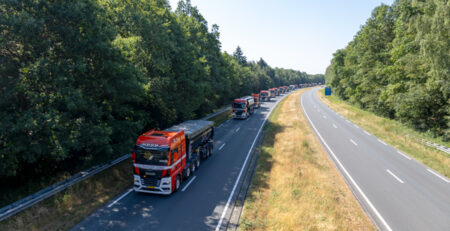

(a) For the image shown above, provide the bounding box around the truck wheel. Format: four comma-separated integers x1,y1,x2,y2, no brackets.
195,159,200,168
191,163,196,173
174,175,181,192
208,146,213,157
184,167,191,179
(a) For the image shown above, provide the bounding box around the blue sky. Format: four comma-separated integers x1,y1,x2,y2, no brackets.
168,0,394,74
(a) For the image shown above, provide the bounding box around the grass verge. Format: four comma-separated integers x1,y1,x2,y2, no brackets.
318,89,449,177
240,89,374,230
0,159,132,231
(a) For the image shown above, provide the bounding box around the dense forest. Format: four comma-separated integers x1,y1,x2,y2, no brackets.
0,0,323,183
325,0,449,140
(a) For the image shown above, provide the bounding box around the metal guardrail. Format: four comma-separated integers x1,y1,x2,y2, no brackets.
201,106,231,121
0,154,131,222
420,139,450,154
0,106,233,222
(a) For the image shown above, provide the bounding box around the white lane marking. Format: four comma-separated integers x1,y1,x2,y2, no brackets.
364,131,371,136
333,124,337,128
219,143,226,150
378,139,388,146
107,188,133,208
353,124,359,128
246,118,249,121
345,119,350,123
181,176,197,192
427,169,450,183
386,169,404,184
235,127,240,132
217,124,223,129
396,151,412,160
215,95,278,231
350,139,358,146
323,115,326,119
301,95,393,231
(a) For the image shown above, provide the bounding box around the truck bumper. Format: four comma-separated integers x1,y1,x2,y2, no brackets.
133,175,172,195
233,113,247,119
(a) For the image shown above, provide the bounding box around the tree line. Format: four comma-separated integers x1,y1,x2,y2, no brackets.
0,0,323,181
325,0,448,140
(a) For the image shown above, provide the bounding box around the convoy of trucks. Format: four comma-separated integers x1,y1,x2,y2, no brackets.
132,83,322,195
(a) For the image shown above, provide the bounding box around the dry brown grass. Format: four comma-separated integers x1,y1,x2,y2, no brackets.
241,89,374,231
318,90,450,177
0,159,133,231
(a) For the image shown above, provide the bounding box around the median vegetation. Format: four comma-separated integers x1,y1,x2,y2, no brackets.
318,89,450,178
241,89,374,230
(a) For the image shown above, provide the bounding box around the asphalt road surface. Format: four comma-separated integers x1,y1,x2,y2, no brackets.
301,88,450,231
72,91,291,231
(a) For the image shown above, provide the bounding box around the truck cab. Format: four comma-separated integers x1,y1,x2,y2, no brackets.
232,96,255,119
252,93,261,108
269,88,276,98
133,120,214,195
260,90,269,101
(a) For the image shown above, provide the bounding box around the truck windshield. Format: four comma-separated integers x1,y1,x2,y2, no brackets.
233,103,245,109
135,147,169,166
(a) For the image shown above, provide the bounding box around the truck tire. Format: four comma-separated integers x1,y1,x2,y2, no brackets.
174,175,181,192
191,163,196,173
195,159,200,169
208,146,213,157
184,167,191,179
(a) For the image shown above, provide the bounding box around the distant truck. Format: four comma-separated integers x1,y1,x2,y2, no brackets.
232,96,255,119
269,88,276,98
252,93,261,108
260,90,270,101
133,120,214,194
289,85,295,91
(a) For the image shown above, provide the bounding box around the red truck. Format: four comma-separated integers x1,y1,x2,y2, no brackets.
252,93,261,108
132,120,214,194
232,96,255,119
269,88,276,98
260,90,270,101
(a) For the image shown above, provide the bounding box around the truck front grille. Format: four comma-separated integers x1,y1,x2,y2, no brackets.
142,177,160,187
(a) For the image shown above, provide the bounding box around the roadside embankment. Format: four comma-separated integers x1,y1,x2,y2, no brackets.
240,89,374,230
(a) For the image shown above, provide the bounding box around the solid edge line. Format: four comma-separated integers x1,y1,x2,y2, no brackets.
364,130,371,136
181,176,197,192
107,188,133,208
219,143,226,150
396,151,412,160
427,169,450,183
215,93,285,231
378,139,388,146
301,93,393,231
386,169,405,184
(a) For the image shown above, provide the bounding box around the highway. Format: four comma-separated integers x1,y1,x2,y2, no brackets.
72,92,289,230
301,88,450,231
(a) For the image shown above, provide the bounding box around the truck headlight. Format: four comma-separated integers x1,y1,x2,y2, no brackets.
161,176,171,185
134,175,140,184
